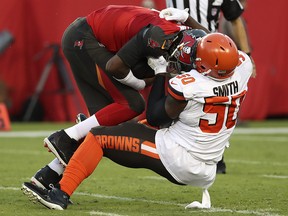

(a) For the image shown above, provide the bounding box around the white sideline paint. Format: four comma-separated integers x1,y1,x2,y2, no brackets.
234,128,288,134
227,159,288,167
1,127,288,137
262,175,288,179
0,186,281,216
143,173,288,182
89,211,127,216
0,131,53,137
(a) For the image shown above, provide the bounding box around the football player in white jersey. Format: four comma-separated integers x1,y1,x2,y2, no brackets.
160,0,255,173
22,32,253,210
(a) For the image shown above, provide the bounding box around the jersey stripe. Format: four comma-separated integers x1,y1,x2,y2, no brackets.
168,84,185,101
96,65,106,90
141,141,160,159
196,0,201,23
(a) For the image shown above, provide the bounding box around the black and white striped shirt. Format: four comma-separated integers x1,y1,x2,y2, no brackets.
166,0,244,32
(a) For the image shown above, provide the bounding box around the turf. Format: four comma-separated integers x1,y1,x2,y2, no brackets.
0,120,287,216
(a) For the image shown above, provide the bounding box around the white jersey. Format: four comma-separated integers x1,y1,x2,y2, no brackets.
155,51,252,186
166,0,243,32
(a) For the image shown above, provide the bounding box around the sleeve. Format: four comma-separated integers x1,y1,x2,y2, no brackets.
221,0,244,21
116,28,147,68
131,58,155,79
146,75,173,127
116,25,168,69
167,77,186,101
238,51,253,78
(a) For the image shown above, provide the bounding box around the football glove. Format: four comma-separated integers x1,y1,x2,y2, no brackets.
159,7,189,23
185,189,211,209
147,56,168,75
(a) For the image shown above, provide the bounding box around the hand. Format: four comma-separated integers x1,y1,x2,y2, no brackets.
159,7,189,23
147,56,168,75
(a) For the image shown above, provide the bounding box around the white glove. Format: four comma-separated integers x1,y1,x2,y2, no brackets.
147,56,168,75
185,189,211,209
159,7,189,23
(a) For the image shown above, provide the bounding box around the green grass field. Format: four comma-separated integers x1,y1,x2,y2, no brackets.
0,120,288,216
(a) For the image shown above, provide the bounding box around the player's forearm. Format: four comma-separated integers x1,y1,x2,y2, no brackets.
146,75,172,127
184,17,210,33
106,55,129,79
231,17,251,54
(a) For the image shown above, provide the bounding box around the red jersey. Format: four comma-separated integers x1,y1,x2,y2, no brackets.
86,5,188,52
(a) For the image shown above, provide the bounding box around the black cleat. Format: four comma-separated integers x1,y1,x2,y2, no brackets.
31,165,62,190
75,113,87,123
30,166,74,205
44,130,80,166
216,158,226,174
22,182,69,210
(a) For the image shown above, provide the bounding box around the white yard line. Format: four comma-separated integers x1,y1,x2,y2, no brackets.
262,175,288,179
143,173,288,181
0,131,53,137
89,211,127,216
234,128,288,134
227,159,288,167
0,186,281,216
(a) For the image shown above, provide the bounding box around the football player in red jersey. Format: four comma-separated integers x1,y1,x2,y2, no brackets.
24,5,208,194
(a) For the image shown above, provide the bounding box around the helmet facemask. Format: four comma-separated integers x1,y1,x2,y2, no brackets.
167,29,206,74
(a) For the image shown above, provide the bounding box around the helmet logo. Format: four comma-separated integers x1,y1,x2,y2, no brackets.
182,44,191,55
147,38,160,48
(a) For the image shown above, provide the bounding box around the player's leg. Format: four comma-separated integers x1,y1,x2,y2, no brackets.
29,17,146,188
22,129,104,210
92,122,182,184
28,17,111,189
62,18,114,115
45,18,147,166
216,156,226,174
22,122,183,210
30,158,63,190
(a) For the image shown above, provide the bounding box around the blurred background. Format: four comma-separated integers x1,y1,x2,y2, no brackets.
0,0,287,122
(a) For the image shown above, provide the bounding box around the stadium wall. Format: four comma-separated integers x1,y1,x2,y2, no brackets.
0,0,287,121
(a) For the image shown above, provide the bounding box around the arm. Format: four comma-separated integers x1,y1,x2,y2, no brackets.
230,17,256,77
106,54,130,79
184,16,209,33
230,17,250,55
146,74,187,127
106,55,146,90
106,27,165,90
159,8,210,33
105,28,150,89
220,0,256,77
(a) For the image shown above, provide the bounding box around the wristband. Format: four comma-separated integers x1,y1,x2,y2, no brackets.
114,70,145,90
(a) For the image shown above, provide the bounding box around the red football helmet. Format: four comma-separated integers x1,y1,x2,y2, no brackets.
168,29,206,73
191,33,239,80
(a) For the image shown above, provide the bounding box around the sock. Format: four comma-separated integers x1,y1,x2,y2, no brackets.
59,132,103,196
48,158,64,176
96,103,139,126
64,115,99,140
